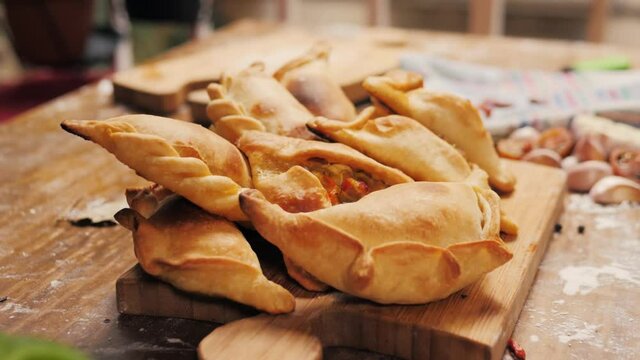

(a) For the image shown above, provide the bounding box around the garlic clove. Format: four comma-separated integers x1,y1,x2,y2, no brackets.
566,160,612,192
589,176,640,204
609,148,640,183
561,155,579,170
537,127,575,157
497,137,533,160
510,126,541,143
522,148,562,168
574,134,607,162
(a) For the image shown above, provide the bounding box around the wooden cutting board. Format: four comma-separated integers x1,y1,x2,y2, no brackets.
112,27,402,113
116,160,566,360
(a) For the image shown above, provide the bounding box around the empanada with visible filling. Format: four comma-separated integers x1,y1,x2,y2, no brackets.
239,182,513,304
206,62,316,143
61,115,251,221
236,130,413,291
307,109,519,235
274,43,356,122
362,70,516,192
308,108,471,182
115,192,295,314
236,130,413,211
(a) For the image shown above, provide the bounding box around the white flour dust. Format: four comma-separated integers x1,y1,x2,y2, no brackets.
166,338,191,347
0,301,35,314
559,263,640,295
594,216,623,230
50,280,63,289
558,322,602,345
566,193,638,213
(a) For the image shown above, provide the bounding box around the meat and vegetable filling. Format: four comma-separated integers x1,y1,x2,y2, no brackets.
304,159,388,205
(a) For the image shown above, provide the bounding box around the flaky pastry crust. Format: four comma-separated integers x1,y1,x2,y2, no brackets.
116,194,295,314
236,130,413,291
308,109,471,182
61,115,251,221
308,109,519,235
274,43,356,121
240,182,512,304
363,71,516,192
236,130,413,212
206,63,316,143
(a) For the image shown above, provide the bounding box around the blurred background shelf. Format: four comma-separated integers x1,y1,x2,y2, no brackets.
1,0,639,122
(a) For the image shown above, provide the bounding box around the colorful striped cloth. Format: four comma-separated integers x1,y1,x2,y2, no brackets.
401,54,640,137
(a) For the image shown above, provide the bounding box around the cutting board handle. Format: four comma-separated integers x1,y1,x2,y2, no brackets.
197,297,434,359
198,299,323,360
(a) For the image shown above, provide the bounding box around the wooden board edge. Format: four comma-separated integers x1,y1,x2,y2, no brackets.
491,165,567,360
116,264,258,323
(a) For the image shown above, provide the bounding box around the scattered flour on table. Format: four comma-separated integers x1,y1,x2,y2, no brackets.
558,322,602,345
0,301,35,314
530,335,540,342
93,342,178,356
559,263,640,296
566,193,638,213
49,280,63,289
165,338,191,347
594,215,624,230
65,197,128,224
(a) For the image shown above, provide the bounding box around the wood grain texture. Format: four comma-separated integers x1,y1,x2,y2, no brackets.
512,194,640,359
116,161,567,360
2,20,640,360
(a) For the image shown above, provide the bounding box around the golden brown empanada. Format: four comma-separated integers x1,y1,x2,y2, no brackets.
239,182,512,304
61,115,251,221
115,194,295,314
125,183,174,218
363,71,516,192
274,43,356,122
308,109,471,182
236,130,413,211
236,130,413,291
206,63,316,143
308,109,519,235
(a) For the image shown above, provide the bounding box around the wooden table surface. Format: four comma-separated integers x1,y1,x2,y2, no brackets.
1,20,639,360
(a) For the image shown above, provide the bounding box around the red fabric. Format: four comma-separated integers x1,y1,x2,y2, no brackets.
0,70,107,122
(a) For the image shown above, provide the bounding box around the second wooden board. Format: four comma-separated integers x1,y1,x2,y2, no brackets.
113,24,402,113
116,160,567,360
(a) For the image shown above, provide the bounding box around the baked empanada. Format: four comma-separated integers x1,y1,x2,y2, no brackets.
274,43,356,122
308,109,471,182
236,130,413,211
239,182,512,304
362,71,516,192
115,193,295,314
308,109,519,235
236,130,413,291
206,63,316,143
61,115,251,221
125,183,174,218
